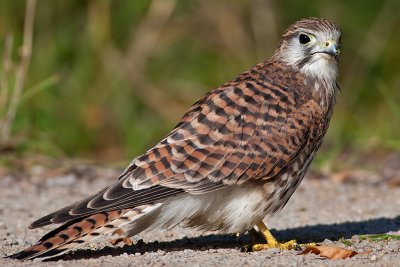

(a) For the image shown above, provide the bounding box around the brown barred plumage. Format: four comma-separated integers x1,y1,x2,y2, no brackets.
7,17,342,260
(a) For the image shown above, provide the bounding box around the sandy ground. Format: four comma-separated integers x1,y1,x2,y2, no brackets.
0,157,399,266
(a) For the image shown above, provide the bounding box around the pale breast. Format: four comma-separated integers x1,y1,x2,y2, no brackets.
145,182,271,233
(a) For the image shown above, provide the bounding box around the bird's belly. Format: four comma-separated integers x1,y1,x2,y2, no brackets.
153,182,270,233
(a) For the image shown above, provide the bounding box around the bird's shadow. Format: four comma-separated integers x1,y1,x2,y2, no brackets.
52,216,400,261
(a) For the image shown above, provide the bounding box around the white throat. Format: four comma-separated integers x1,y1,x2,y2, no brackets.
300,56,338,84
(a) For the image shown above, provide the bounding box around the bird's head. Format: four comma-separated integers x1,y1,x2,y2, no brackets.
272,17,342,82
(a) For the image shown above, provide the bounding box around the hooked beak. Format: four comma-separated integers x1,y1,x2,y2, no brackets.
313,40,340,61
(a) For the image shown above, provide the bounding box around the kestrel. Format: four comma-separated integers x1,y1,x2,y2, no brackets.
8,17,341,260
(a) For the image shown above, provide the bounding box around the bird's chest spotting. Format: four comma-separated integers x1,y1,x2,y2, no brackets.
262,123,328,214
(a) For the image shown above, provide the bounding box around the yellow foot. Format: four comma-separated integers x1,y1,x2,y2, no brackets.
300,242,317,248
242,221,310,252
252,239,298,251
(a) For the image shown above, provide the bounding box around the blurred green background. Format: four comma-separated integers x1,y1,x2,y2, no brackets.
0,0,399,165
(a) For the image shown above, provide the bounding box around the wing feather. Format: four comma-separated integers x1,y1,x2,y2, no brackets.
31,79,316,228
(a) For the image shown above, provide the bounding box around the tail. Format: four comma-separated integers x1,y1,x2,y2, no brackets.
7,207,152,261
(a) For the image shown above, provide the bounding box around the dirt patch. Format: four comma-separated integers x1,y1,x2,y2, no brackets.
0,159,399,266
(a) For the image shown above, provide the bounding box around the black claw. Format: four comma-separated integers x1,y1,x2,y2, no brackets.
240,245,253,252
294,244,302,251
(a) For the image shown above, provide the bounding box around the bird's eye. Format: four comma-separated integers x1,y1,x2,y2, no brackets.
299,34,310,44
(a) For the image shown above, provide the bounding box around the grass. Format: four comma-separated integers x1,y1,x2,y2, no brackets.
359,234,400,242
340,239,353,246
0,0,36,144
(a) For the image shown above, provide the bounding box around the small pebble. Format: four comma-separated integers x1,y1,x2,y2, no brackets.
322,239,334,245
46,174,76,186
121,252,129,258
371,255,377,261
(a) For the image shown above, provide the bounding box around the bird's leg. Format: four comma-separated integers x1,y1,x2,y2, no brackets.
249,228,262,241
243,221,298,252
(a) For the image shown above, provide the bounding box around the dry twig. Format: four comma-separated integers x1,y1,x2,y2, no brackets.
108,0,188,122
0,34,14,121
0,0,36,143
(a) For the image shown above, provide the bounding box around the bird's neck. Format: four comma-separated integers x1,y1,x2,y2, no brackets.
296,58,339,112
309,76,338,114
261,60,338,113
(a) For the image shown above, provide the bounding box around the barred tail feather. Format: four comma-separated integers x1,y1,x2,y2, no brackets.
7,206,153,261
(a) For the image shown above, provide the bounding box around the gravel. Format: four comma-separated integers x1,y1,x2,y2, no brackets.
0,162,399,266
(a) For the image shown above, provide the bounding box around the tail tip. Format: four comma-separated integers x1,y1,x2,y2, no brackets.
5,250,39,261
